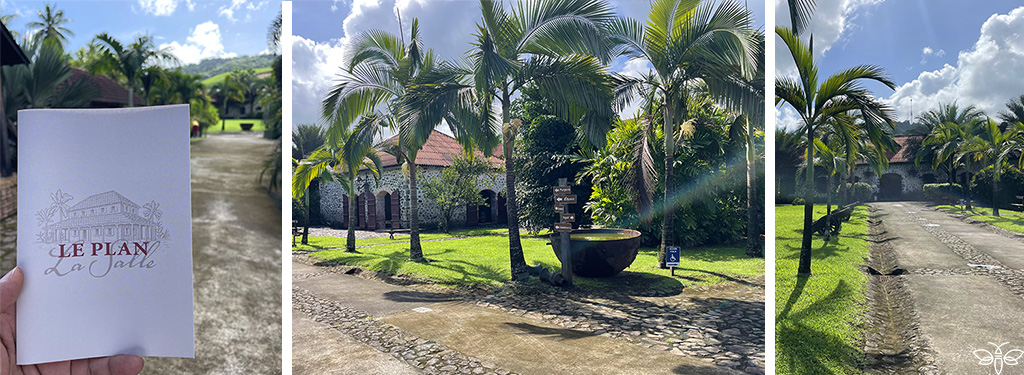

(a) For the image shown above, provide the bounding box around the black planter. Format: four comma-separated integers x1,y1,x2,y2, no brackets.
549,228,641,277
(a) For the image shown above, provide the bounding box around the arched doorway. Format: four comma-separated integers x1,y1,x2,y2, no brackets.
376,191,391,230
880,173,903,201
478,190,495,224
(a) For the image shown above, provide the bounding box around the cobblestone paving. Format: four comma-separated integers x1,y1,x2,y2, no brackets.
293,255,765,374
474,286,765,374
294,288,519,375
1,215,15,276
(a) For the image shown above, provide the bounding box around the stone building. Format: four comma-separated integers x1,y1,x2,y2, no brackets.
319,131,507,230
853,135,947,200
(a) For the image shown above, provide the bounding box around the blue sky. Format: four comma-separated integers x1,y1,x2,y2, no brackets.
776,0,1024,128
2,0,280,65
291,0,766,127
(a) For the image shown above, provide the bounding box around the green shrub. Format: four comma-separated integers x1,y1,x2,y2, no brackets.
971,166,1024,210
923,183,963,204
792,197,805,205
837,182,872,203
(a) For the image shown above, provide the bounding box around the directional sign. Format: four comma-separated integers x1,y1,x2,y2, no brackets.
554,195,577,204
554,205,565,213
560,213,575,223
666,246,681,267
554,222,573,232
553,186,572,195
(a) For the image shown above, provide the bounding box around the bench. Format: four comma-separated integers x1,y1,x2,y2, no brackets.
1012,195,1024,212
388,220,411,239
292,220,302,246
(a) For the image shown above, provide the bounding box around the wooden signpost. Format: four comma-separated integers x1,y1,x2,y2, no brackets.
555,178,573,285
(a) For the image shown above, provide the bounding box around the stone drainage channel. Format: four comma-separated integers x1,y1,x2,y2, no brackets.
292,253,765,374
862,204,1024,375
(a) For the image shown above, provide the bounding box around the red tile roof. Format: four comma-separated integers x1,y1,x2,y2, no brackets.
66,68,142,106
375,131,502,169
887,135,921,164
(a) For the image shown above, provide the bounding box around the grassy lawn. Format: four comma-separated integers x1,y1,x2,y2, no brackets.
206,119,265,133
292,228,512,250
776,205,871,375
201,67,273,86
305,230,763,293
935,205,1024,234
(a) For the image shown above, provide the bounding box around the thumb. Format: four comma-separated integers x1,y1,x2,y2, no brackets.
0,267,23,312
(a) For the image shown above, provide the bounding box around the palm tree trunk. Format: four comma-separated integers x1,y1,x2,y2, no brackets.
745,117,760,257
993,163,1001,217
965,161,973,210
347,186,357,252
660,100,674,269
128,86,134,107
221,99,228,132
799,122,814,275
409,160,424,261
502,91,528,279
302,191,309,244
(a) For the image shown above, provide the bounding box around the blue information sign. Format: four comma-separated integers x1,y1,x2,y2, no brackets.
666,246,680,267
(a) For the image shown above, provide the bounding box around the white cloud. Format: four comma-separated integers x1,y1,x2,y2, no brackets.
160,21,237,65
920,46,945,64
888,6,1024,120
291,35,348,126
774,0,885,78
137,0,177,16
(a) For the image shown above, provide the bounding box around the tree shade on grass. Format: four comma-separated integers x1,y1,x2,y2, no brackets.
935,205,1024,234
776,205,870,375
307,233,762,292
292,228,511,251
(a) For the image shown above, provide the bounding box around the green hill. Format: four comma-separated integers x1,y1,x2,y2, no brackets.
180,54,276,79
202,68,273,86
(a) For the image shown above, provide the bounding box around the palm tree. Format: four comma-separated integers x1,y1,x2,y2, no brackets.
2,38,98,121
961,119,1024,216
293,124,326,161
210,74,244,131
608,0,760,266
775,26,897,275
94,33,179,107
27,3,73,50
915,102,985,184
998,94,1024,128
293,121,382,247
786,0,817,36
321,18,460,262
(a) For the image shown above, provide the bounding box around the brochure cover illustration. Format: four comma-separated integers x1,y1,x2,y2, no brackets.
16,105,194,364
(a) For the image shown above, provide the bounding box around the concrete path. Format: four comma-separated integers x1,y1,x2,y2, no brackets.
873,202,1024,374
146,133,282,374
292,257,742,374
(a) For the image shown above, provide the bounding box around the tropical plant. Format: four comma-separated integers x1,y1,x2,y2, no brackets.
999,94,1024,128
960,119,1024,216
915,102,985,183
456,0,622,278
2,38,98,122
293,120,382,247
775,25,897,275
210,73,244,131
293,124,326,161
321,18,469,262
94,33,179,107
27,3,73,50
607,0,760,265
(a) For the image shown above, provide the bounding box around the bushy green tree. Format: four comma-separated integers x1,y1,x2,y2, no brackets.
422,155,495,233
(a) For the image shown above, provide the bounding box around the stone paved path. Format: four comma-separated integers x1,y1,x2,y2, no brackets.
872,202,1024,375
145,133,282,374
293,255,763,374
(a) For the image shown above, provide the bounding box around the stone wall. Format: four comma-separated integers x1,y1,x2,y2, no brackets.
319,166,505,229
853,163,948,200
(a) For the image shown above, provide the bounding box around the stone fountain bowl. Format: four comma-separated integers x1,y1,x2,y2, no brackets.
549,228,642,277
